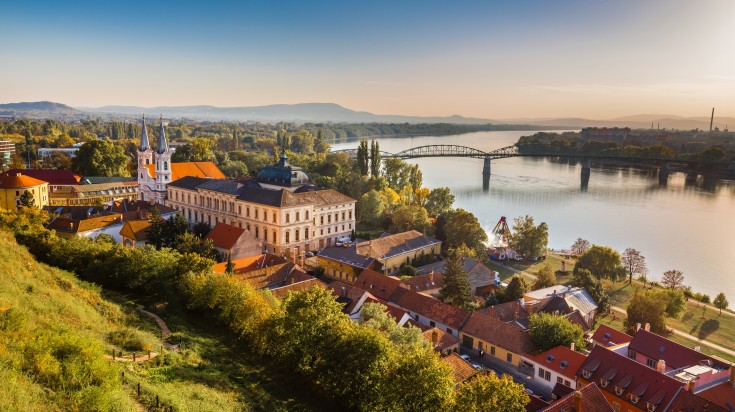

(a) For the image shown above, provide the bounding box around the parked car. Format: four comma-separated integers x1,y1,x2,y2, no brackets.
305,252,314,258
460,354,471,362
471,363,483,371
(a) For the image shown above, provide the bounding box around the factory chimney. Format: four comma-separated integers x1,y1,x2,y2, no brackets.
710,107,715,132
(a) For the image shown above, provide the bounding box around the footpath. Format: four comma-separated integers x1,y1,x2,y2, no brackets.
487,260,735,359
136,305,181,351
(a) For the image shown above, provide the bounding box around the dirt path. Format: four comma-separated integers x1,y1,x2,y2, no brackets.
136,305,180,351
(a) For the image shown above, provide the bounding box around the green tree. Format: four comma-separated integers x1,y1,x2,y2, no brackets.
358,190,386,225
171,138,215,162
532,262,556,290
660,269,684,289
18,190,35,208
164,212,189,248
621,247,647,284
218,160,248,177
574,245,623,281
570,237,591,256
175,232,218,260
571,268,609,313
453,372,529,412
713,293,729,318
71,140,130,176
356,140,369,176
528,312,586,352
370,139,381,178
626,289,668,334
663,289,686,318
503,276,528,302
389,205,431,234
225,254,235,273
146,208,166,250
510,215,548,257
439,252,474,310
425,187,455,217
442,209,488,252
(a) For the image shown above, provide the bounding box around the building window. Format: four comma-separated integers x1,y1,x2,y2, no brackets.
490,346,495,356
582,370,591,379
630,395,639,404
295,229,300,242
612,402,621,412
538,368,544,378
296,211,300,221
286,231,290,243
239,205,242,215
272,212,276,223
247,207,250,217
286,213,290,223
305,211,309,220
349,210,352,219
304,227,309,239
646,403,657,412
600,379,608,388
646,358,656,368
506,353,512,363
327,215,331,224
564,380,571,387
264,230,268,241
557,377,563,385
342,211,345,221
628,350,636,359
321,215,324,224
429,321,435,327
446,328,452,335
615,386,623,395
272,230,276,243
255,227,259,238
164,162,168,170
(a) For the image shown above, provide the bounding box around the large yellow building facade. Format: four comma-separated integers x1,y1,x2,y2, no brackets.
0,172,49,210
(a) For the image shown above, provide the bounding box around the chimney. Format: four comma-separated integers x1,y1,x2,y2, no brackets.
656,359,666,373
644,323,650,332
574,390,582,412
687,379,696,392
69,222,73,229
514,309,519,321
431,330,438,346
636,323,642,332
490,306,495,319
729,366,735,387
570,342,575,351
428,272,433,282
342,287,346,297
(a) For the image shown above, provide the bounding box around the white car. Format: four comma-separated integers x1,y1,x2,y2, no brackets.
460,354,471,362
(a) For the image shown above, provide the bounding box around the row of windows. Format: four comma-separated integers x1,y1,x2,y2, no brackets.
319,210,353,225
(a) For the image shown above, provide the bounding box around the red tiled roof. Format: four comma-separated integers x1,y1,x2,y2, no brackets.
541,383,614,412
629,329,730,371
527,346,588,380
2,169,81,185
354,269,403,301
119,219,151,241
145,161,225,181
441,353,479,384
577,346,684,410
591,324,633,348
675,383,730,412
269,277,325,300
421,327,460,353
0,172,47,189
213,254,286,274
526,395,551,412
205,222,247,250
389,287,471,330
328,281,368,314
401,272,443,292
461,312,535,355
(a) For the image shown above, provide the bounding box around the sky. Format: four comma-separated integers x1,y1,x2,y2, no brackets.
1,0,734,119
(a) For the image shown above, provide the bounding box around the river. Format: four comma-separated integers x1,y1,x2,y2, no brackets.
330,131,735,302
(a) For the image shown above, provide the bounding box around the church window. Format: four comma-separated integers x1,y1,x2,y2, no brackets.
272,212,276,222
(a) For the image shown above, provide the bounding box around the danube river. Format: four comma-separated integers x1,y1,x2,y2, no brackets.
331,131,735,302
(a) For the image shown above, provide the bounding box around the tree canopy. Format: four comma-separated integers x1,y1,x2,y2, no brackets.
574,245,624,281
441,208,488,253
621,248,647,284
571,268,609,312
453,373,529,412
71,140,130,176
713,293,729,318
528,313,586,352
510,215,548,257
660,269,684,289
532,262,556,290
439,252,475,310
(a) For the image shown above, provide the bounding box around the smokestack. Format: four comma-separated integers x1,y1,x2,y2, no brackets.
656,359,666,373
644,323,650,332
574,391,582,412
570,342,575,351
710,107,715,132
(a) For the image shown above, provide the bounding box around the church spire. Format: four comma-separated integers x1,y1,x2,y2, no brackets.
139,114,150,151
156,114,168,154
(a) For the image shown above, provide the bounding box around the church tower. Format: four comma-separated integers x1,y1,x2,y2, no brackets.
137,115,154,201
152,115,174,203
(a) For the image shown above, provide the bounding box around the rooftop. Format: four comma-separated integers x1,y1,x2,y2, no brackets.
355,230,441,261
354,269,403,301
461,312,535,355
144,161,225,181
591,324,633,348
389,287,471,330
421,327,460,353
526,345,588,379
118,219,151,241
441,353,479,385
205,222,249,250
0,172,48,189
629,329,730,371
2,169,81,186
540,383,614,412
319,245,376,270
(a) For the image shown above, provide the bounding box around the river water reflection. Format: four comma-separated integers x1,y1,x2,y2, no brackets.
330,131,735,302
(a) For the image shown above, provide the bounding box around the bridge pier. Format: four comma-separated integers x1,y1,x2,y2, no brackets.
658,164,670,186
580,160,591,192
483,157,491,176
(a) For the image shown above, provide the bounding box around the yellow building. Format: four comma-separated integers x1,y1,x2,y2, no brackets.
459,312,535,368
48,182,139,207
355,230,441,276
0,172,48,210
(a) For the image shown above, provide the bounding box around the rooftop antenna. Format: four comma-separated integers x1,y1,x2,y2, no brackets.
710,107,714,132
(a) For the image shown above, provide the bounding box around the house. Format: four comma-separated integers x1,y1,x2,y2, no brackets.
441,353,479,386
477,298,591,333
523,285,598,330
401,272,443,297
119,220,152,247
422,327,460,356
576,345,725,412
48,181,138,206
317,244,378,284
0,172,48,209
354,269,404,302
388,287,470,337
522,345,588,393
355,230,441,276
1,168,81,193
416,256,497,295
538,383,615,412
591,324,633,349
269,276,325,300
205,222,262,261
693,372,735,412
213,254,313,292
328,281,373,320
459,312,535,368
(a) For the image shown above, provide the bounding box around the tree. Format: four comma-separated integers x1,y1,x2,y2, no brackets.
503,276,528,302
18,190,35,208
661,269,684,289
71,140,130,176
389,205,431,234
453,372,529,412
399,263,418,277
146,208,167,250
218,160,248,177
528,313,586,352
225,254,235,273
164,212,189,248
626,289,668,334
442,209,488,252
663,289,686,318
440,252,474,310
571,268,609,313
425,187,455,217
369,139,381,178
171,138,215,162
621,248,647,284
532,262,556,290
570,238,591,256
713,293,729,318
46,151,72,170
358,190,386,225
510,215,548,257
356,140,369,176
574,245,623,281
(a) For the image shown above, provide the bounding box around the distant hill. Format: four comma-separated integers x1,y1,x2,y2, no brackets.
79,102,500,124
0,101,80,113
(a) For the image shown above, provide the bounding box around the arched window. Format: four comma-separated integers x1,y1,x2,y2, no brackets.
246,223,250,231
305,227,309,239
272,212,276,222
306,211,309,220
296,212,300,222
285,231,290,243
286,213,290,223
164,162,168,171
264,230,268,241
272,230,277,243
255,226,259,238
295,229,300,242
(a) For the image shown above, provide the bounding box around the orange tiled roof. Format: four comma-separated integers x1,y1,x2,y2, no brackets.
119,220,151,241
526,346,587,380
0,173,47,189
270,277,325,300
421,327,460,353
145,161,225,181
205,222,247,250
591,324,632,348
441,353,479,384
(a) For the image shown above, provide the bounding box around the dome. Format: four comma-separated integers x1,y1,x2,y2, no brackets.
256,154,311,187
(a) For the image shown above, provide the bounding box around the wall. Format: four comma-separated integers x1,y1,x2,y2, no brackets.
0,184,48,210
460,333,521,367
382,243,441,275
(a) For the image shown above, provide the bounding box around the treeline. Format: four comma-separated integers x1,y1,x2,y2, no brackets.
297,122,551,140
1,208,529,411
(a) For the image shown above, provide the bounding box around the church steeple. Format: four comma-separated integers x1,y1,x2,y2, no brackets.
139,115,150,151
156,115,168,154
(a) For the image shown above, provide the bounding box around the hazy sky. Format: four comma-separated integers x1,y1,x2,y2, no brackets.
2,0,734,119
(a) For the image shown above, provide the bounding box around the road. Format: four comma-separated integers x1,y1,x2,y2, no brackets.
459,346,551,399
